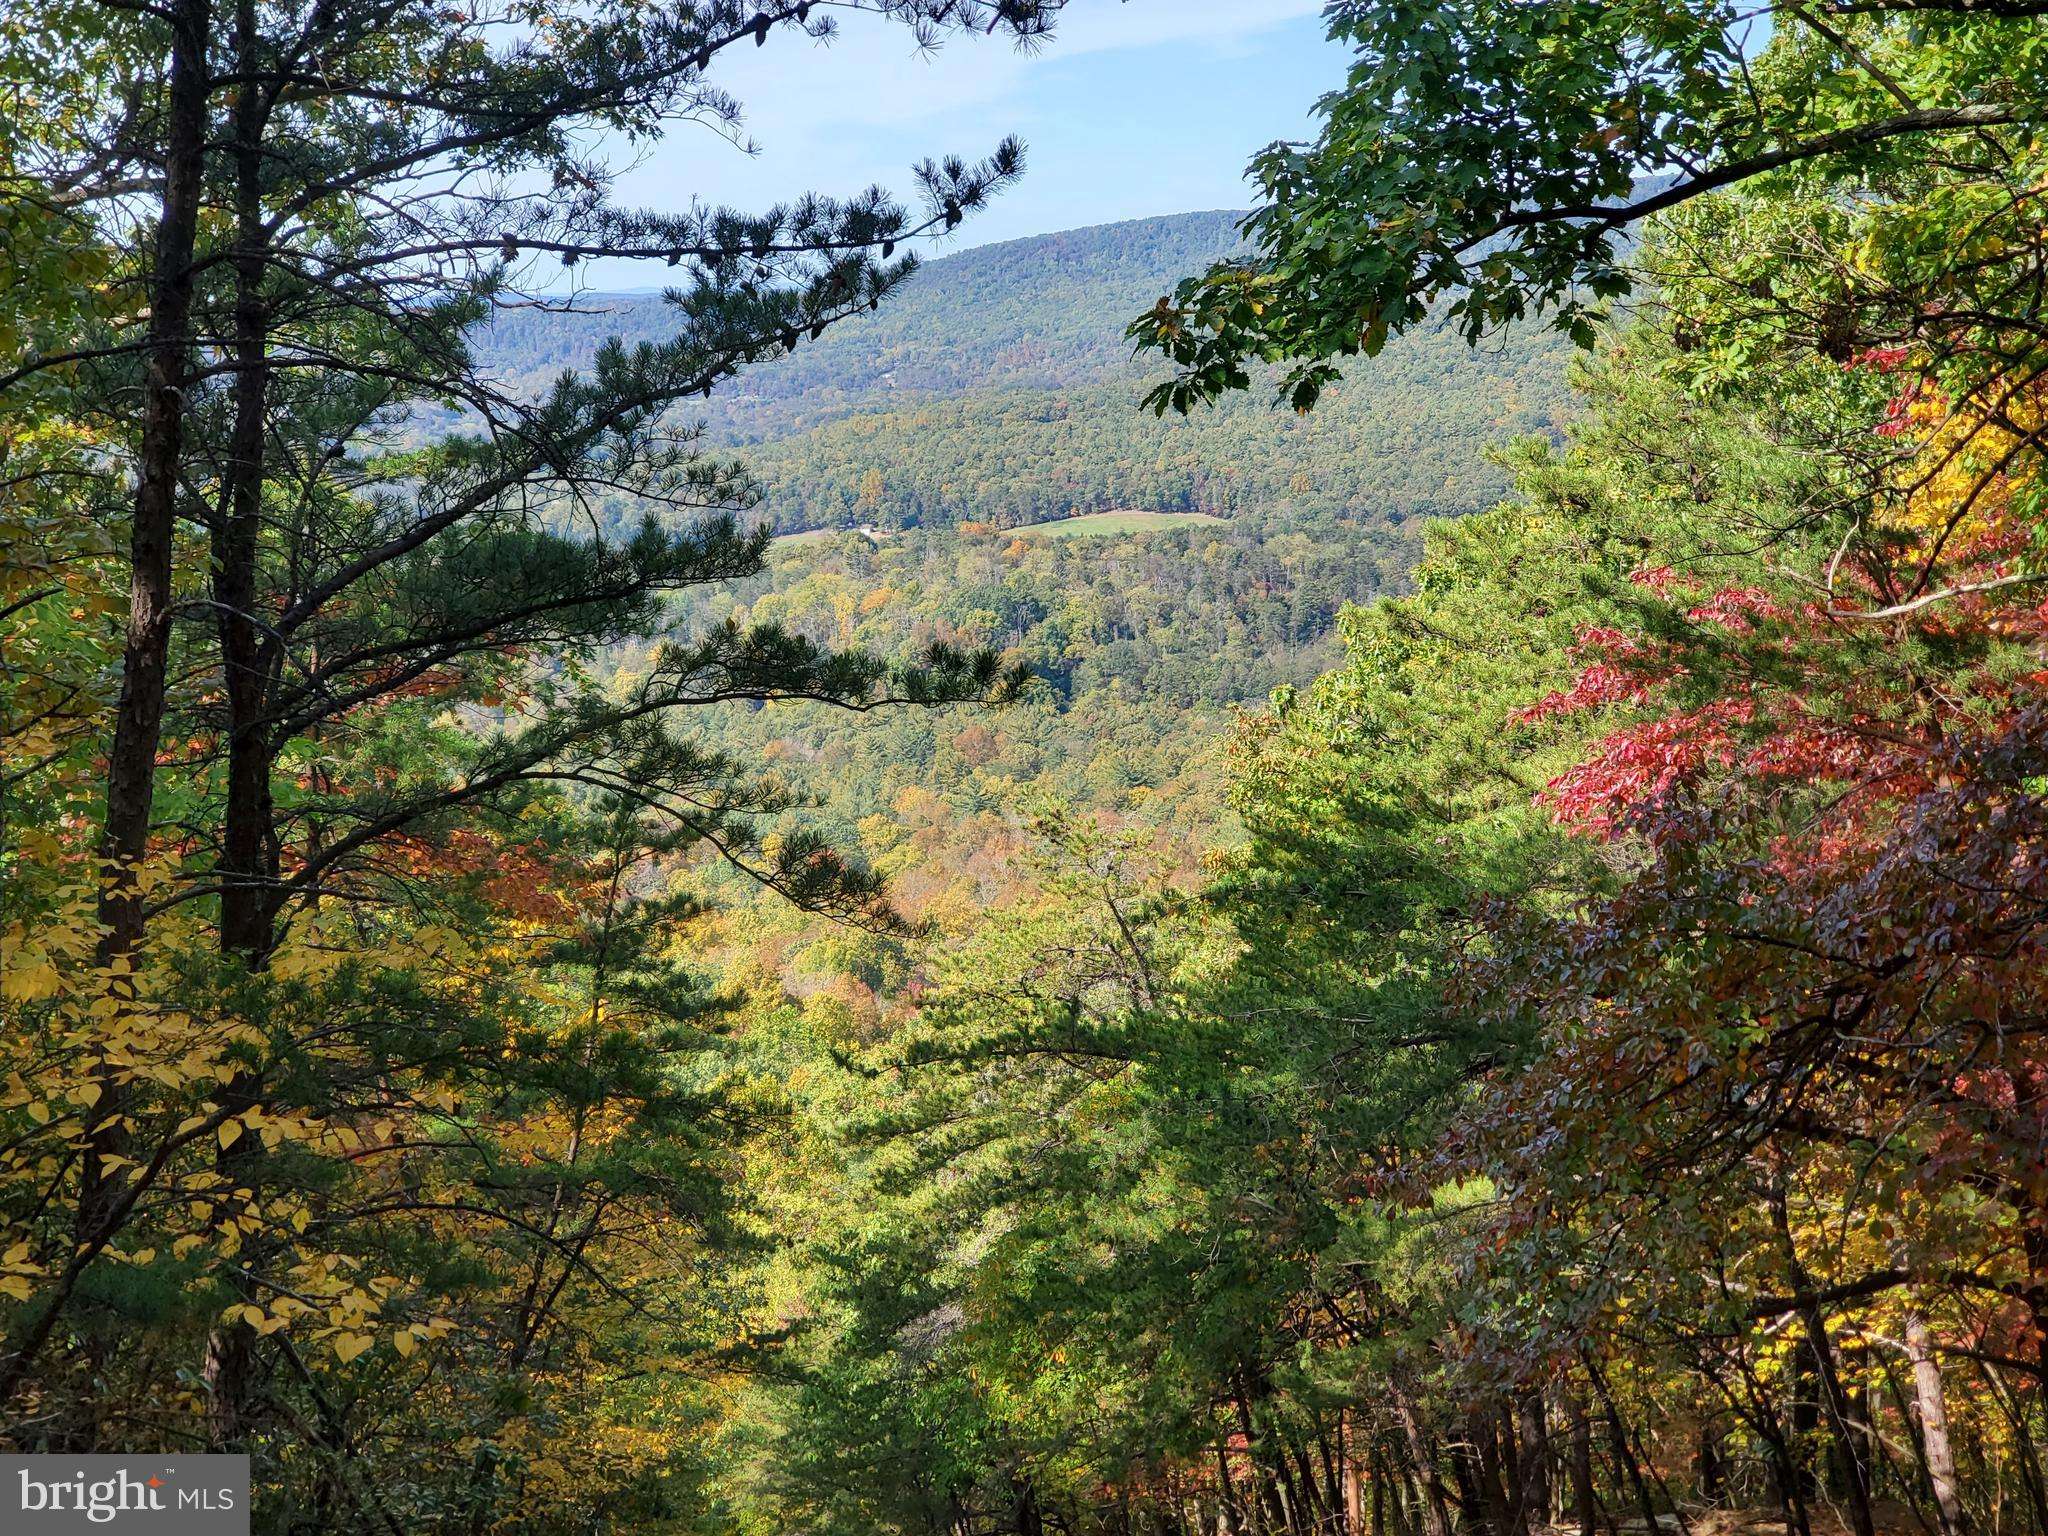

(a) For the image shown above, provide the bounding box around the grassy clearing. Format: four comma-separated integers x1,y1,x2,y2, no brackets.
769,525,893,549
1011,510,1229,538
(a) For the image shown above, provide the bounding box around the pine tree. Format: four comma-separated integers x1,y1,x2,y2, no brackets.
0,0,1060,1481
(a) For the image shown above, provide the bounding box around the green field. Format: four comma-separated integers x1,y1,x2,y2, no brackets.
769,525,893,549
1012,509,1229,538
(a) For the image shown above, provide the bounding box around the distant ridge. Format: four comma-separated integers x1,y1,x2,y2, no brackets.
474,209,1251,406
472,211,1577,534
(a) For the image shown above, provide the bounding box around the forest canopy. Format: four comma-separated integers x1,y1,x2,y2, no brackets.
6,2,2048,1535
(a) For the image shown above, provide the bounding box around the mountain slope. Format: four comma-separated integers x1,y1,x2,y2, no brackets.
481,210,1249,407
473,211,1577,532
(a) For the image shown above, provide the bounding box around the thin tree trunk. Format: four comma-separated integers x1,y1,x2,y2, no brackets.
1319,1420,1346,1533
1216,1439,1244,1536
1906,1314,1967,1536
1787,1347,1820,1514
1341,1414,1365,1536
1567,1396,1597,1536
1288,1439,1325,1533
1517,1393,1549,1534
202,0,278,1446
4,0,214,1429
1584,1355,1660,1536
1769,1181,1877,1536
1232,1382,1291,1536
1013,1477,1045,1536
1369,1437,1409,1536
1390,1382,1455,1536
1695,1420,1722,1508
1450,1439,1487,1536
77,0,214,1253
1470,1407,1516,1536
1970,1354,2048,1534
1731,1344,1810,1536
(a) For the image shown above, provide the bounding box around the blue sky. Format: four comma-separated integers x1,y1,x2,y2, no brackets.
589,2,1342,284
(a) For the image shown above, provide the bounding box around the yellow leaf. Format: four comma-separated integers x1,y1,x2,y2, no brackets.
217,1120,242,1150
392,1329,415,1357
334,1332,374,1363
2,960,61,1002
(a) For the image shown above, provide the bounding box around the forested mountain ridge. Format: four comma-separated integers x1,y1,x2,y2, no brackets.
477,210,1253,400
475,211,1576,531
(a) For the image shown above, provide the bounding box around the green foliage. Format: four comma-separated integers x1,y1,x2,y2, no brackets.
1,1,1071,1528
734,7,2048,1531
1133,0,2048,411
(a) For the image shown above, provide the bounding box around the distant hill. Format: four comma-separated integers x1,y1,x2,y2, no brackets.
471,211,1576,534
479,211,1250,409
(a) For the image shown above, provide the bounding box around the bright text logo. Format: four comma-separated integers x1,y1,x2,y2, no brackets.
0,1456,249,1535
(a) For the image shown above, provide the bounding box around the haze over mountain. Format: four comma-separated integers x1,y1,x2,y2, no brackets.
474,210,1577,534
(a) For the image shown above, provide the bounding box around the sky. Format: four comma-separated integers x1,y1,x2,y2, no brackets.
586,1,1342,286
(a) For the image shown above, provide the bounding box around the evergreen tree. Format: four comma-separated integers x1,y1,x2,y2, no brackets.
1,0,1058,1507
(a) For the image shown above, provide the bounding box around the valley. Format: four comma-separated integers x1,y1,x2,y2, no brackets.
528,214,1568,1016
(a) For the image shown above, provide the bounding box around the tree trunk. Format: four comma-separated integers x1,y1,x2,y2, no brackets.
201,0,279,1450
1695,1412,1725,1508
1567,1397,1596,1536
0,0,213,1437
1288,1440,1326,1533
1584,1355,1660,1536
1370,1438,1409,1536
77,0,213,1250
1450,1441,1487,1536
1469,1407,1516,1536
1906,1314,1967,1536
1787,1347,1819,1506
1012,1477,1045,1536
1517,1393,1550,1533
1341,1417,1365,1536
1769,1181,1876,1536
1232,1383,1291,1536
1216,1440,1244,1536
1390,1382,1456,1536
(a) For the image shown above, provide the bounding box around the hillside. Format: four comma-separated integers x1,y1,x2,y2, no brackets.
473,211,1576,533
479,210,1250,404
